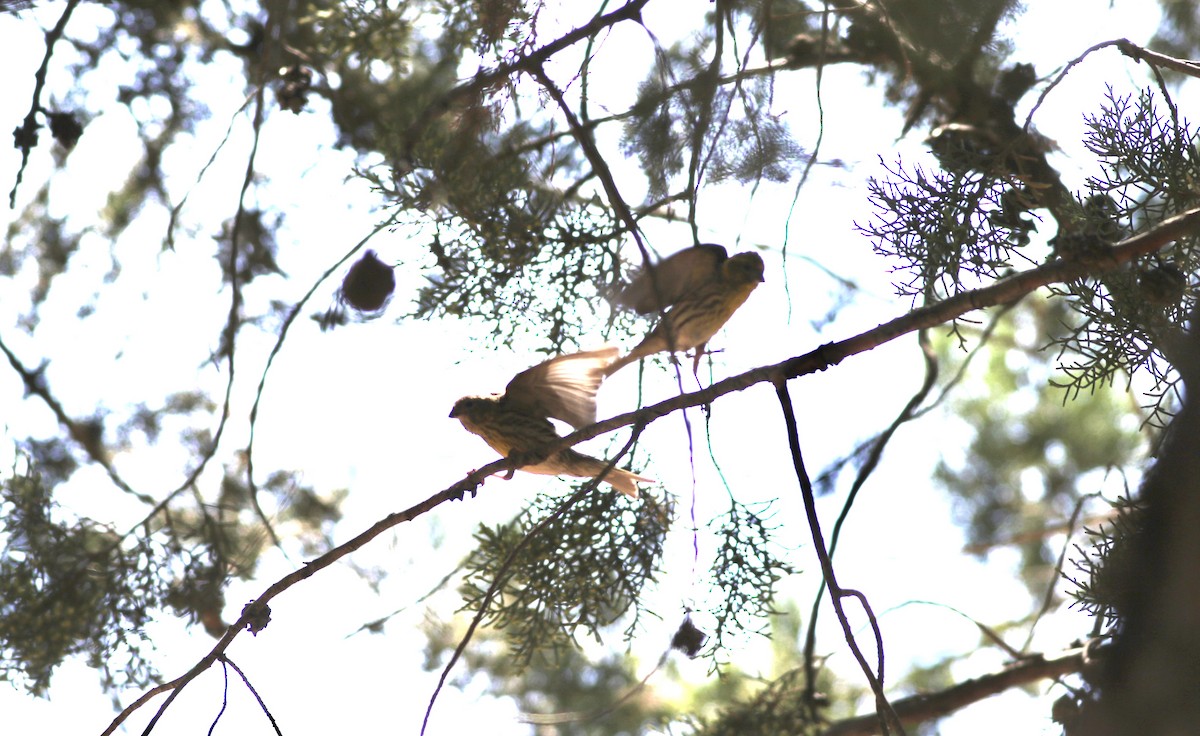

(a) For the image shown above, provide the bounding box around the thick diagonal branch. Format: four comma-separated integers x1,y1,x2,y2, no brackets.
100,206,1199,736
821,645,1090,736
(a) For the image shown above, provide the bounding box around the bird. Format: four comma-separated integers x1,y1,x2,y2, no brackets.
606,244,765,376
449,347,653,497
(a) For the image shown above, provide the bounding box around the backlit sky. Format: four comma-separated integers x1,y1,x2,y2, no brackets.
0,1,1171,733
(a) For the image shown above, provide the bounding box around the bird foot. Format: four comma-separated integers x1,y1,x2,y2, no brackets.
688,344,721,381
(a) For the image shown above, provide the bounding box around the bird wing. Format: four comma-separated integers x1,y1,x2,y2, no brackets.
613,243,729,314
503,347,619,429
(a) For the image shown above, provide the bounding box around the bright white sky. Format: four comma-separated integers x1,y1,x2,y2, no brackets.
0,1,1172,734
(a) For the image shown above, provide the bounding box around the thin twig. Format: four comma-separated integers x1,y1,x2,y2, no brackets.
0,333,153,503
1020,492,1102,654
222,656,282,736
226,83,275,547
401,0,651,166
206,657,229,736
243,214,401,544
803,327,940,709
164,92,257,249
9,0,82,208
775,380,904,734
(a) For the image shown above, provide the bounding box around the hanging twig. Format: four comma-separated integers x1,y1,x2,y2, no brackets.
9,0,82,208
775,380,905,735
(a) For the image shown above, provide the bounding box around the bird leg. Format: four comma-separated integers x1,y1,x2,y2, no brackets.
690,342,715,379
505,447,548,479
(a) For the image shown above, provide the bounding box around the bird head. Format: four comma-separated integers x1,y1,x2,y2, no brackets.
723,252,766,284
449,395,496,419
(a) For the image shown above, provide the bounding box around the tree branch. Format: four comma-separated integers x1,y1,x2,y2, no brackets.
820,645,1091,736
561,206,1200,451
9,0,82,208
401,0,650,166
0,331,153,504
100,206,1199,735
776,381,904,734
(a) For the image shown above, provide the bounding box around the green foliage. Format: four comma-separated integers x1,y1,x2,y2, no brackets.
460,488,671,668
1065,495,1143,633
862,157,1037,299
1150,0,1200,65
1050,88,1200,427
622,42,806,203
423,619,681,735
0,467,208,694
707,94,809,187
879,0,1020,70
403,185,623,351
705,500,796,666
697,667,822,736
9,0,1200,729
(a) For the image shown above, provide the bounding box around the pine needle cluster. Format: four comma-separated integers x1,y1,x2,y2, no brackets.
705,500,796,666
460,488,672,668
1049,88,1200,427
0,469,212,693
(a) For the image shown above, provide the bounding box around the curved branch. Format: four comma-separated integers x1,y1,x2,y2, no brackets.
101,481,475,736
804,327,940,709
776,381,904,734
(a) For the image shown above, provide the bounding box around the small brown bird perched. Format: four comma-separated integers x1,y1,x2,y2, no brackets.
606,244,765,376
449,347,653,497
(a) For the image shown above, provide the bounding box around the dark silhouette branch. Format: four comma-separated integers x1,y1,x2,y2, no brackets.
1025,39,1200,138
401,0,651,166
222,656,281,736
776,381,904,735
9,0,81,208
804,327,940,710
820,645,1091,736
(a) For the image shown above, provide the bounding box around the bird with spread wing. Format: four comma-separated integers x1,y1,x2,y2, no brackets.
450,347,653,497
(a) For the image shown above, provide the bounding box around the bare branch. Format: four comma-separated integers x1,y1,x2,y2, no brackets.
0,332,153,504
9,0,82,208
820,645,1090,736
776,381,904,734
401,0,651,165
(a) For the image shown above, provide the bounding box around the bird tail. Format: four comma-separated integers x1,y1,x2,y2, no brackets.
560,450,654,497
599,466,655,498
603,338,663,377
